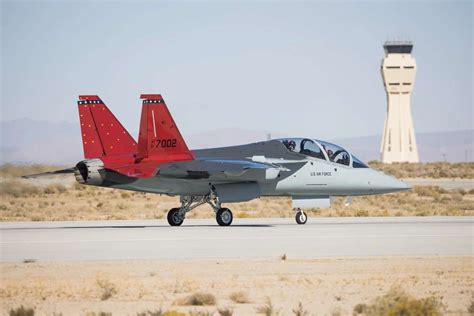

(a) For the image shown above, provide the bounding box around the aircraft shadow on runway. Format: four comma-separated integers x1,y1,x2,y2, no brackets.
1,224,274,230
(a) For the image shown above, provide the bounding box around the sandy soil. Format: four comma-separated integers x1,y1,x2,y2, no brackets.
1,257,473,315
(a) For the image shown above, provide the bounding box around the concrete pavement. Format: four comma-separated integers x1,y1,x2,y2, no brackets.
1,217,472,262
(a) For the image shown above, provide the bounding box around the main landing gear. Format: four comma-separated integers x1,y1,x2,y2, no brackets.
167,208,184,226
294,208,308,225
216,208,233,226
166,191,233,227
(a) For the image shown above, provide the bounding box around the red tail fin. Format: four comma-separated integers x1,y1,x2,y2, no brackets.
137,94,193,162
78,95,138,159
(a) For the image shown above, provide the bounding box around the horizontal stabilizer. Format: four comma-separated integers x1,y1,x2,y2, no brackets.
22,167,76,179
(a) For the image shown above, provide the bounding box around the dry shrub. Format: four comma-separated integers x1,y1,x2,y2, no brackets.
468,299,474,314
353,286,444,316
229,291,250,303
0,180,67,198
355,210,369,217
0,180,41,197
96,278,118,300
137,310,163,316
412,186,446,198
237,211,251,218
121,192,131,199
217,307,233,316
188,310,213,316
86,313,112,316
116,202,129,210
9,306,35,316
368,161,474,179
353,303,366,315
292,302,309,316
256,297,280,316
174,292,216,306
162,312,187,316
44,184,67,194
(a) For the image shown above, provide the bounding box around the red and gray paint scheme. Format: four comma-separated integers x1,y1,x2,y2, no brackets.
25,94,410,226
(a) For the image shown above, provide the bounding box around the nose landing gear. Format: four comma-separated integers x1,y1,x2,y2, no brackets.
295,208,308,225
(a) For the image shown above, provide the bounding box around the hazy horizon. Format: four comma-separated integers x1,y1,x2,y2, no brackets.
2,1,473,140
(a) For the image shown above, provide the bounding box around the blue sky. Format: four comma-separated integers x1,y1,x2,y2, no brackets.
1,0,472,139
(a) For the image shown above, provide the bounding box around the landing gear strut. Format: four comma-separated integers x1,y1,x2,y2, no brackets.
295,208,307,225
166,190,233,227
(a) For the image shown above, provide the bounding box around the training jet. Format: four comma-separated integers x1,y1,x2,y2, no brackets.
25,94,410,226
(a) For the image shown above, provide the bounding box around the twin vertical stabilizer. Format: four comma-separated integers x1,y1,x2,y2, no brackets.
77,94,193,172
137,94,194,162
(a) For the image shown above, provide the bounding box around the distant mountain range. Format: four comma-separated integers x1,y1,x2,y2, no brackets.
0,118,472,164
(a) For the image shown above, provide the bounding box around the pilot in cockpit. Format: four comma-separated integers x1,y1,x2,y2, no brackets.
327,149,334,160
282,139,296,152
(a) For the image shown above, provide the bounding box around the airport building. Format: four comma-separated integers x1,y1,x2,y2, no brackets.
380,41,420,163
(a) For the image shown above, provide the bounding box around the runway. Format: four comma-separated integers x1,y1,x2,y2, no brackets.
0,217,472,262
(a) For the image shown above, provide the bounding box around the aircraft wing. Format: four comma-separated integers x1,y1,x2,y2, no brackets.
157,158,289,181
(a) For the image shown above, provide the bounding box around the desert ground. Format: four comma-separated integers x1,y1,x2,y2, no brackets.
1,163,473,315
1,257,473,315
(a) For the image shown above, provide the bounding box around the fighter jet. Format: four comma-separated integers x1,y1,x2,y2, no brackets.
25,94,410,226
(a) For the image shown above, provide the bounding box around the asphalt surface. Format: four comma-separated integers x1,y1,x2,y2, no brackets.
0,217,472,262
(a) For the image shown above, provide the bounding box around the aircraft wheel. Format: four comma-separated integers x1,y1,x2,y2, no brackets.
216,208,233,226
295,211,307,225
167,208,184,226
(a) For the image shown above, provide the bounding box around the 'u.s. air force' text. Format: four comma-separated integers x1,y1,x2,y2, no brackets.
310,172,332,176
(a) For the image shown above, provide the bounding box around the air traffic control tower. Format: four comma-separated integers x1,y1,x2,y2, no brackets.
380,41,419,163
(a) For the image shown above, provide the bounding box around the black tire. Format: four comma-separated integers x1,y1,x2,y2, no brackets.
295,211,307,225
167,208,184,226
216,208,233,226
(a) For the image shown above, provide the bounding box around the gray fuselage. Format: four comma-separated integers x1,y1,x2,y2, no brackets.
100,139,409,199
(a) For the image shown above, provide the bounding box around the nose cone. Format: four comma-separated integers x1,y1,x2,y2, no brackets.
370,172,411,194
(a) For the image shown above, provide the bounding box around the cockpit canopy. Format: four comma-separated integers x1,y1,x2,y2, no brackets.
278,138,368,168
